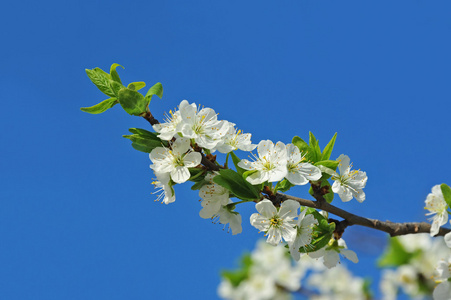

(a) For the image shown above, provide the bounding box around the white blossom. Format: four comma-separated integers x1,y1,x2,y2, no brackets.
308,238,358,269
151,172,175,204
250,199,299,245
199,173,230,219
425,185,449,236
215,122,257,154
288,209,318,261
331,154,367,202
285,144,322,185
149,137,201,184
152,107,183,141
238,140,288,185
178,100,229,149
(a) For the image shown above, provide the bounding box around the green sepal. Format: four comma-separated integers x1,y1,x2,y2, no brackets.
298,210,335,253
221,253,253,287
110,63,124,84
188,168,206,182
85,67,116,97
275,179,294,193
144,82,163,104
128,82,146,91
123,128,167,153
230,152,246,175
440,183,451,209
378,237,414,267
321,133,337,161
242,170,258,180
213,169,260,201
118,88,148,116
309,132,321,163
308,179,334,203
80,97,118,114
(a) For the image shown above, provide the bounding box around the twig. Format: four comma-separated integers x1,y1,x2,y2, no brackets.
276,193,451,237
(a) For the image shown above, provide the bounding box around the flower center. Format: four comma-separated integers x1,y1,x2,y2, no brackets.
270,216,282,227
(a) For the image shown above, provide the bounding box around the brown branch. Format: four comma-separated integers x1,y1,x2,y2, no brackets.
142,111,159,126
276,192,451,237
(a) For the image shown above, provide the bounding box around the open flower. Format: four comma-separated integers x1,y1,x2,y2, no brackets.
250,199,299,245
288,209,318,261
199,173,231,219
152,107,184,141
308,238,358,269
425,185,449,236
215,122,257,154
149,137,201,184
285,143,322,185
178,100,229,149
331,154,367,202
151,172,175,204
433,257,451,300
238,140,288,185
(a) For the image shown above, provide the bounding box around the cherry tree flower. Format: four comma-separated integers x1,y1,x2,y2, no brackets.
215,122,257,154
433,256,451,300
308,238,358,269
250,199,299,245
288,209,318,261
198,173,230,219
151,172,175,204
152,107,183,141
238,140,288,185
149,137,201,184
178,100,229,149
331,154,367,202
212,201,243,235
285,143,322,185
425,185,449,236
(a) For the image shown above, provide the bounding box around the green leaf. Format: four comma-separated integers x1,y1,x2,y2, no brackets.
191,179,208,190
221,253,252,287
321,133,337,160
230,152,246,175
378,237,413,267
309,132,321,163
188,168,205,182
123,128,166,153
441,183,451,208
127,82,146,91
85,68,115,97
117,88,148,116
275,179,294,193
213,169,260,201
144,82,163,104
80,97,118,114
110,63,124,84
110,80,124,97
314,160,339,170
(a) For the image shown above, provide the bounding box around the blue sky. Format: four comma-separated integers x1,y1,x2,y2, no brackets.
1,1,451,299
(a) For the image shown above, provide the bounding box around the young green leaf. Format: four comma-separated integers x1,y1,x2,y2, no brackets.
321,132,337,160
378,237,413,267
213,169,260,201
118,88,148,116
144,82,163,103
80,97,118,114
110,63,124,84
440,183,451,208
127,82,146,91
230,152,246,175
292,136,313,161
274,179,294,193
314,160,339,170
309,132,321,163
85,68,115,97
298,210,335,253
123,128,166,153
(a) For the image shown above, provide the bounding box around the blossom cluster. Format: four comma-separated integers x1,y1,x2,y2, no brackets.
219,240,367,300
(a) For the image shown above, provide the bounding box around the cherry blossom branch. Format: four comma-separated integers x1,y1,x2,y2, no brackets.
276,192,451,237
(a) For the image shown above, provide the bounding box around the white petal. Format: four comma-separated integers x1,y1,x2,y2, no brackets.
266,227,282,245
444,232,451,248
246,171,268,185
257,140,274,159
170,166,190,183
337,154,350,175
279,200,300,219
183,152,202,167
255,200,277,218
341,249,359,263
323,250,339,268
433,281,451,300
